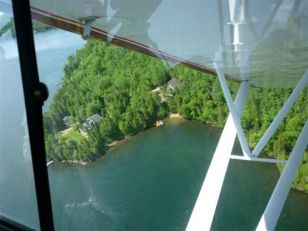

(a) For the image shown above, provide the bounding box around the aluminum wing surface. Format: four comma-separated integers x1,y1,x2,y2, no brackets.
26,0,308,88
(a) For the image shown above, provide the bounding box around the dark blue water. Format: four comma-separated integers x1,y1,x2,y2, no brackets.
48,119,308,231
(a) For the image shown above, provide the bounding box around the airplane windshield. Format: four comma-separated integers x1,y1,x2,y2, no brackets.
0,0,307,230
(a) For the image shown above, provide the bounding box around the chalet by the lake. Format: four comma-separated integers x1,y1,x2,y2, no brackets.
84,114,102,129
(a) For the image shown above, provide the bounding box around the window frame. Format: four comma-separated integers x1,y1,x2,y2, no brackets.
1,0,56,230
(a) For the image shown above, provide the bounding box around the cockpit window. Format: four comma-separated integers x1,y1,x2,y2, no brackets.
0,4,39,229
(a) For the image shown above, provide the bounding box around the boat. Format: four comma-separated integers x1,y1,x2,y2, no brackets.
55,80,63,85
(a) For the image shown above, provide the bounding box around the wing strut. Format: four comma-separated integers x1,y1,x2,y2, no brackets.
252,71,308,157
186,80,249,231
256,119,308,231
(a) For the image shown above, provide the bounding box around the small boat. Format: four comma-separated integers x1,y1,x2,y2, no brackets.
47,160,54,166
55,80,64,85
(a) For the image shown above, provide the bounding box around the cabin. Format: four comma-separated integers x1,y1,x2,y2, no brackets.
84,114,102,129
167,77,180,91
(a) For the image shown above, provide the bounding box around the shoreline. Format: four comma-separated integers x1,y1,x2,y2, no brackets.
47,159,87,166
47,134,133,167
45,118,307,195
47,114,184,167
107,141,118,147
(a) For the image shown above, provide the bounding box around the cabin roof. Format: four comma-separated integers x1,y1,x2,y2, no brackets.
86,114,102,123
63,116,69,121
167,77,180,89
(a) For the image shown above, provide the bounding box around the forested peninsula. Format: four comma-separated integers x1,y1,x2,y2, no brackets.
0,18,52,37
44,39,307,193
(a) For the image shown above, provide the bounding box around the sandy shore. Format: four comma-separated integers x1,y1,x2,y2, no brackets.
107,141,118,147
169,113,183,118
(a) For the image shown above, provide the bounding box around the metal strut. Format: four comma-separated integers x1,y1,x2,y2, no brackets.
82,16,98,39
252,71,308,157
215,66,308,160
186,80,249,231
256,119,308,231
214,63,252,158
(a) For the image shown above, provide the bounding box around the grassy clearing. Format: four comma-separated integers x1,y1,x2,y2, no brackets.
58,127,84,143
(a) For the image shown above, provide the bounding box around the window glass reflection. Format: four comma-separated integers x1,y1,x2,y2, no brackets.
0,4,39,229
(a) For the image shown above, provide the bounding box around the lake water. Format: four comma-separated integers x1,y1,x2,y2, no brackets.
0,29,307,230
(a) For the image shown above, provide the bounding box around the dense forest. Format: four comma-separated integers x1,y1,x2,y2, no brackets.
44,39,307,192
0,18,52,37
44,40,169,162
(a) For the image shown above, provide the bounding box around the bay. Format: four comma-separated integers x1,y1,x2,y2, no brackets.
48,119,308,231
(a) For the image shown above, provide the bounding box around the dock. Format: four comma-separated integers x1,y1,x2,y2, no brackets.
47,160,54,167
